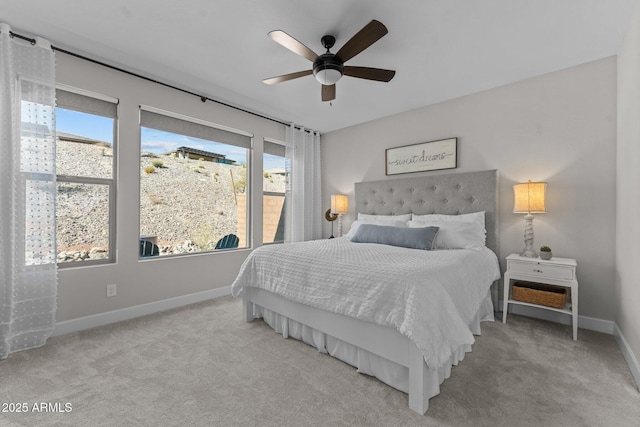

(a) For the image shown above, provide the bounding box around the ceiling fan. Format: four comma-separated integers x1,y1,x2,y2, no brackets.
263,20,396,102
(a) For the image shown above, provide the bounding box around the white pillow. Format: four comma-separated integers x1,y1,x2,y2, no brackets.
345,218,407,239
358,213,412,223
411,211,485,226
407,219,485,250
412,212,485,244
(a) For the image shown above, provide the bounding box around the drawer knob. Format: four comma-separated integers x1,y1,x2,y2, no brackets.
534,269,544,273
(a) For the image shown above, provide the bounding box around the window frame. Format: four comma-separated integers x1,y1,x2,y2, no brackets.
138,105,253,259
55,85,118,268
262,138,287,245
18,76,57,268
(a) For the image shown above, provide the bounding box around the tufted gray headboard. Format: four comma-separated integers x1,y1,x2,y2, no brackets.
354,169,499,255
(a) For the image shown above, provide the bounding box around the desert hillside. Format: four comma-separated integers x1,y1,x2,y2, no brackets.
56,140,285,262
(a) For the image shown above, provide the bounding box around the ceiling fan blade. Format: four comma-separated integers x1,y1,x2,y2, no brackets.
343,66,395,82
336,20,388,63
263,70,313,85
321,84,336,102
268,30,318,62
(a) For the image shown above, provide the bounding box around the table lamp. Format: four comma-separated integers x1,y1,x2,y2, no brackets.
324,209,338,238
513,180,547,257
331,194,349,237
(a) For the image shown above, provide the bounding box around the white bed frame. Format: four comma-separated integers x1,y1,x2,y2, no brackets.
241,170,499,414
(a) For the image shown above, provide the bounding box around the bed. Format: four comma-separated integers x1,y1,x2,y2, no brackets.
231,169,500,414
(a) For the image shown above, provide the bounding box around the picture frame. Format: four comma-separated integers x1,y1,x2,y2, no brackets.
385,137,457,175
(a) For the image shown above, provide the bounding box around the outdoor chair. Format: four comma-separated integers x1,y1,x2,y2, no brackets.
214,234,239,250
140,239,159,257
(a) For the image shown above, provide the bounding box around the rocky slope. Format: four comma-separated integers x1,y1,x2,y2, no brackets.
56,140,285,261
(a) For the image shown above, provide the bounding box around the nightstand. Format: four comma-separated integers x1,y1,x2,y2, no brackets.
502,253,578,340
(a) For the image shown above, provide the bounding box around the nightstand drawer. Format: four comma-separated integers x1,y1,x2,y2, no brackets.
508,260,574,280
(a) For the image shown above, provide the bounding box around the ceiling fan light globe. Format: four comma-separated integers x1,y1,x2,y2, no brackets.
314,68,342,85
313,53,344,85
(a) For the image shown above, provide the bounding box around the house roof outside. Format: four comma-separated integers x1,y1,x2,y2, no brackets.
166,146,236,164
21,122,52,138
57,131,110,147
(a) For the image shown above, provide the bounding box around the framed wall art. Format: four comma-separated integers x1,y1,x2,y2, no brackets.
385,137,457,175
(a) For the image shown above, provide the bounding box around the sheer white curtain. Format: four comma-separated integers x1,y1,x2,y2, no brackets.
284,124,322,242
0,23,57,359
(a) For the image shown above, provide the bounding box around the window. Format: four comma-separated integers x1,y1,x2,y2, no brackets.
139,107,251,257
263,139,287,244
20,78,57,267
55,88,117,265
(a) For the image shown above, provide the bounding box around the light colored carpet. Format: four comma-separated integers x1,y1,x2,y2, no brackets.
0,296,638,427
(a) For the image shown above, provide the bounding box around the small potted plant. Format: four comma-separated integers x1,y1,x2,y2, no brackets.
539,246,552,260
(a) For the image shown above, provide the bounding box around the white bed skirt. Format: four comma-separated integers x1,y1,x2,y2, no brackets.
254,291,494,399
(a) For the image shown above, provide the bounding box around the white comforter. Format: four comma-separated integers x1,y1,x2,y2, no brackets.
231,238,501,370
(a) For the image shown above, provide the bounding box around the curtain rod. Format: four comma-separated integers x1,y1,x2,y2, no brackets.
8,29,315,133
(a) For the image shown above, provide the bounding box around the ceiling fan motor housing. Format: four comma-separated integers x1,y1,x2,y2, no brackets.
313,53,344,85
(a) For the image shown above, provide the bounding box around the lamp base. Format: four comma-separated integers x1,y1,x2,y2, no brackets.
520,247,538,258
520,213,537,258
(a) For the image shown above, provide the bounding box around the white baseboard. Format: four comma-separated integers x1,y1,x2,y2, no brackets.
53,286,232,337
500,301,615,334
614,324,640,391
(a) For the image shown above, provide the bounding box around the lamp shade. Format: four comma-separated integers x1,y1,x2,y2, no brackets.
513,180,547,213
331,194,349,215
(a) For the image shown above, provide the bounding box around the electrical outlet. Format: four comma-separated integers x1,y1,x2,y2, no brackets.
106,284,117,297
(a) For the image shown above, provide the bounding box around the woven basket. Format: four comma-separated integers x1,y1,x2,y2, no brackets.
512,281,568,308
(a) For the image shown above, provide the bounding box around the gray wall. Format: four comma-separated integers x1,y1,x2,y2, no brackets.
321,57,617,321
617,5,640,370
56,53,285,322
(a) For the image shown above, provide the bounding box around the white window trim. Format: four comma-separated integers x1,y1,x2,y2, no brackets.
55,89,118,268
139,107,253,258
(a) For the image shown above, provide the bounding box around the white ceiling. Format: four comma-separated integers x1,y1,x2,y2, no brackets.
2,0,638,133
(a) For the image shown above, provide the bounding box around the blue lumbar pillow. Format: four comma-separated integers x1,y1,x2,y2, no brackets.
351,223,439,250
